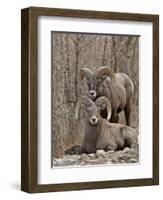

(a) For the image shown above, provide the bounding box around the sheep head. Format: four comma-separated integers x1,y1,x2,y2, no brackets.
80,66,115,100
75,96,112,125
95,96,112,121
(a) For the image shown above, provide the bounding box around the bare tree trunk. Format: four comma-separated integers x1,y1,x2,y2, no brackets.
111,36,117,72
102,36,107,66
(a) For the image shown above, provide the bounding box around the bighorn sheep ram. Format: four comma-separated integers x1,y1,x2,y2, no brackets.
75,96,137,154
80,66,134,125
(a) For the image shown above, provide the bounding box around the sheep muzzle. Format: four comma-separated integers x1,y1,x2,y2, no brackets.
90,116,98,125
89,90,97,99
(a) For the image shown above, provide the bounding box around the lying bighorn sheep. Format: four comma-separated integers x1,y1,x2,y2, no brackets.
75,96,137,154
80,66,134,125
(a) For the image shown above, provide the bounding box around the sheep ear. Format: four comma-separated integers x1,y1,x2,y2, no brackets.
95,66,115,80
80,68,93,80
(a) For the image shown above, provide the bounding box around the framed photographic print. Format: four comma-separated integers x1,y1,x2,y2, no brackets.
21,7,159,193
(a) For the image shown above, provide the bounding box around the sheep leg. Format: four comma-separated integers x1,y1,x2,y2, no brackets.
78,147,87,154
124,104,131,126
110,113,119,123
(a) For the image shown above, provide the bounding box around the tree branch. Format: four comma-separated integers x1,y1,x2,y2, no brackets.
78,36,98,53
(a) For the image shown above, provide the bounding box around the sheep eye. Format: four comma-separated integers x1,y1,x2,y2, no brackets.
97,79,102,85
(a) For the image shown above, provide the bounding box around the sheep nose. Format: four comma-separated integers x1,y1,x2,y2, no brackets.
89,90,96,97
92,117,96,122
90,91,95,95
91,116,97,124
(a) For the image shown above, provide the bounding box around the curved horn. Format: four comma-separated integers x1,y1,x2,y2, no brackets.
95,66,115,80
95,96,112,121
75,96,93,120
80,68,93,80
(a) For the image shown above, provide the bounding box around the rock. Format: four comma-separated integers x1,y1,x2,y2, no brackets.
52,143,139,166
81,153,89,162
119,160,125,163
122,147,135,154
80,161,86,165
123,154,132,160
64,159,77,165
118,154,124,159
122,147,131,153
96,150,106,158
88,153,96,159
53,159,63,166
111,158,118,163
106,160,112,164
64,154,79,160
107,150,115,154
129,158,137,163
53,155,80,166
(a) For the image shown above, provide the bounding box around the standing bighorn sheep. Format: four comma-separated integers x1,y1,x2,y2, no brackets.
75,96,137,154
80,66,134,125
